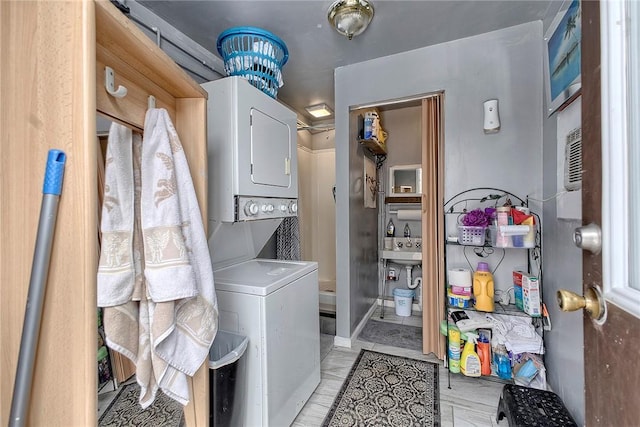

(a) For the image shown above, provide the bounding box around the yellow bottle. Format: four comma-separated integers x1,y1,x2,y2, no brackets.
473,262,495,312
460,333,481,377
447,326,461,373
522,216,535,247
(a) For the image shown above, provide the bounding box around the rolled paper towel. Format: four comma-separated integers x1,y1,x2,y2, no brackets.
397,209,421,220
448,268,472,286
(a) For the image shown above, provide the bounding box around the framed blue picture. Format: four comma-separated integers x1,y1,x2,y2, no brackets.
544,0,581,116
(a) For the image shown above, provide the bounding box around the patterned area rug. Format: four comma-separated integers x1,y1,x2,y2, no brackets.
322,350,440,427
99,382,185,427
358,319,423,352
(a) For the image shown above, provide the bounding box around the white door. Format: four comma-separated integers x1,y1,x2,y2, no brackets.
250,108,292,188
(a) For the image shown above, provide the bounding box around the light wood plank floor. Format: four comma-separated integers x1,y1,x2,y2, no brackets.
293,305,506,427
99,305,506,426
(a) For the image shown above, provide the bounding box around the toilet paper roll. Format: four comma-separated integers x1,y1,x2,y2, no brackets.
448,268,472,286
397,210,422,221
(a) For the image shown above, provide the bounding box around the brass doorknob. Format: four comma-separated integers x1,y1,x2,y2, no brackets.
557,287,605,321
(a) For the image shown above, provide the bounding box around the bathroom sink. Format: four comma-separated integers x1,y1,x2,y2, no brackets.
381,238,422,265
383,254,422,266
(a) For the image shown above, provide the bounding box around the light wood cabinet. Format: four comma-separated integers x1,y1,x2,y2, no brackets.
1,1,209,425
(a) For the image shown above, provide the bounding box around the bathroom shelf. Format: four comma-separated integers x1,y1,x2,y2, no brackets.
447,303,536,318
385,196,421,204
444,241,532,249
442,187,544,388
358,138,387,155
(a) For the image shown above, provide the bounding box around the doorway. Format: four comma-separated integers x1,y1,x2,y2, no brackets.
342,93,444,357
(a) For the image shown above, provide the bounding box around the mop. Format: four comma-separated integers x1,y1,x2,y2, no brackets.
9,150,66,427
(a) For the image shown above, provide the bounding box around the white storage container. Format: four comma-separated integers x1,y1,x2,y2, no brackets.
393,288,415,317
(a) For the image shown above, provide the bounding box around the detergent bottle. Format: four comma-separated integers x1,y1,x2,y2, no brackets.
460,332,481,377
473,262,495,312
476,331,492,376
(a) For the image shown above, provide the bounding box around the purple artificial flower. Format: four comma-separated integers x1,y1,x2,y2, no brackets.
484,207,496,221
462,209,490,227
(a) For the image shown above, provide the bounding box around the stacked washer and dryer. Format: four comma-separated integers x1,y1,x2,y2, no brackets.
202,76,320,426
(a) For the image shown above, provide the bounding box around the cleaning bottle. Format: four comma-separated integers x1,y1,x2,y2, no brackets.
386,219,395,237
447,325,461,373
473,262,495,312
476,331,492,376
493,340,512,380
495,206,511,247
460,332,481,377
404,223,411,237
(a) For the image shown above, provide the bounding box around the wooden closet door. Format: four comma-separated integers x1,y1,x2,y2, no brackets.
2,1,209,425
1,1,98,425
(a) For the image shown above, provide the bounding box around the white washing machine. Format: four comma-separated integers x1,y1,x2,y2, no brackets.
203,77,320,425
214,259,320,427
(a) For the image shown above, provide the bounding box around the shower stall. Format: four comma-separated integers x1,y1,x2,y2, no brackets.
297,134,337,314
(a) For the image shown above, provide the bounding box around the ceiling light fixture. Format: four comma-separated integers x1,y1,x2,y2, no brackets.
305,103,334,118
327,0,374,40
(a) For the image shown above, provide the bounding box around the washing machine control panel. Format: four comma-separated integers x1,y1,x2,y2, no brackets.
236,196,298,221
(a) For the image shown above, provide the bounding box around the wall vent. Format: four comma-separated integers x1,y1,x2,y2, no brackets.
564,127,582,191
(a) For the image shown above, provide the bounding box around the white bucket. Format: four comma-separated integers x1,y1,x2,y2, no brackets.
393,288,415,317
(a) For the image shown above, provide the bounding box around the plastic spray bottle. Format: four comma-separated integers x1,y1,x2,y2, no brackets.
447,326,461,373
460,332,481,377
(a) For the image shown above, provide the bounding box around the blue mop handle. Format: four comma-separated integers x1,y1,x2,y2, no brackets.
43,150,66,195
9,150,66,427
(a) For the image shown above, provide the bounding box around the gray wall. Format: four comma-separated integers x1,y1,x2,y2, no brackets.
540,111,584,425
381,106,423,295
335,21,544,340
380,107,422,169
539,3,585,424
335,14,585,425
344,114,379,334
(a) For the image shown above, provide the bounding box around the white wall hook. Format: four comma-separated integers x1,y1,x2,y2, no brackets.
151,26,162,47
148,95,156,109
104,66,127,98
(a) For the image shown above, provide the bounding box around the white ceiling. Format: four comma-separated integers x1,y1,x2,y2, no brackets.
139,1,557,123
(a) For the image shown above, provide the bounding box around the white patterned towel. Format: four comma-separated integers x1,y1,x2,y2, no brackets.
98,110,218,409
97,124,136,307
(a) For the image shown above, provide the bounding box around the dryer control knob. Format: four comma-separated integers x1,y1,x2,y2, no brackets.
244,201,259,216
279,204,288,212
261,204,274,213
289,202,298,214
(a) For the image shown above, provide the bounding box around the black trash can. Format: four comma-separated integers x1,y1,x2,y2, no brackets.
209,330,249,427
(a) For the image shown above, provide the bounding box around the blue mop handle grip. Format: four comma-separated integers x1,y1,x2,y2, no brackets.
42,150,66,195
